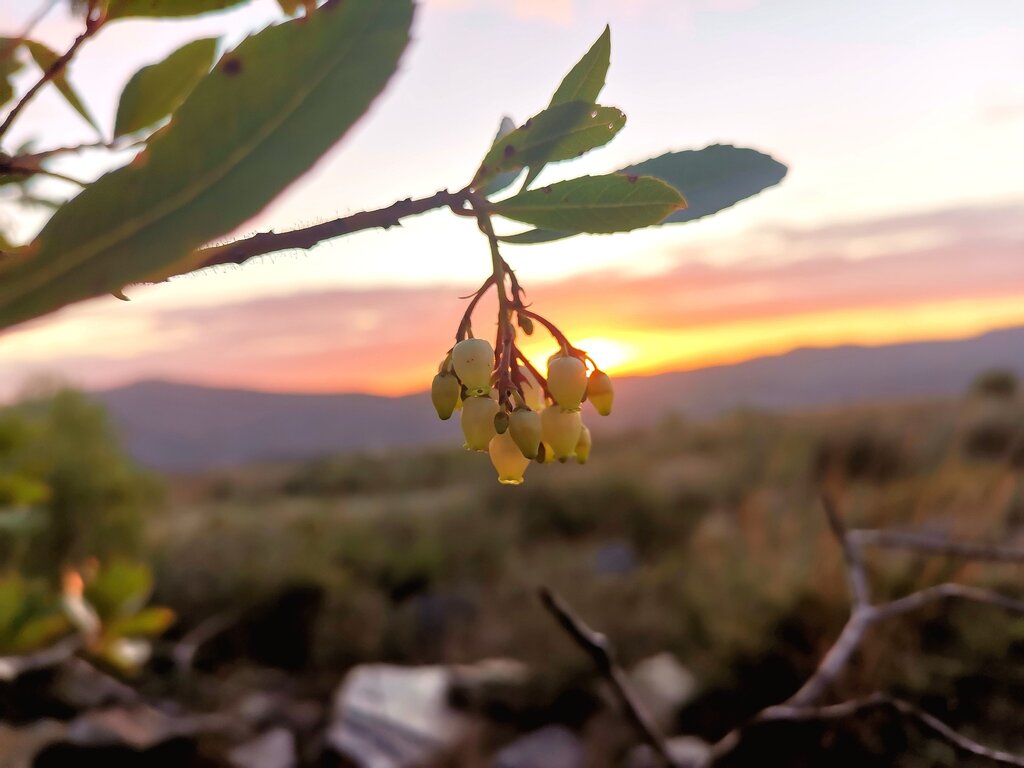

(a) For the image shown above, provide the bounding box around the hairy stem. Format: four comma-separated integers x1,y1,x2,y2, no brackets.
192,188,466,273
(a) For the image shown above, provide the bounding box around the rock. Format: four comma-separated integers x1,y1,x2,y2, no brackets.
626,736,711,768
627,653,698,731
491,726,584,768
326,664,471,768
0,720,66,768
592,541,637,575
449,658,532,717
230,728,296,768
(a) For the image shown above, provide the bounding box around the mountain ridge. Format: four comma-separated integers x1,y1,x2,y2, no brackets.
92,326,1024,472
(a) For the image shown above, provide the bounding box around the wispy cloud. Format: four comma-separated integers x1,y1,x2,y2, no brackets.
1,202,1021,399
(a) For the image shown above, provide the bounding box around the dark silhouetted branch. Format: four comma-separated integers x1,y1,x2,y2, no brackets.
538,586,677,767
191,188,468,273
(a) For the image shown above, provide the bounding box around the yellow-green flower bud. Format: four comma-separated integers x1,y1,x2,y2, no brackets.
541,406,582,460
461,395,499,451
431,372,461,420
452,338,495,396
586,371,614,416
547,355,587,410
575,424,592,464
509,408,542,459
488,430,530,485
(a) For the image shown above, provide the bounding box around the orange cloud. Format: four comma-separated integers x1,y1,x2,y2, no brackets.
1,202,1022,398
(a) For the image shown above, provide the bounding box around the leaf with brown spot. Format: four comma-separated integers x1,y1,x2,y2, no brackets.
473,101,625,191
0,0,413,329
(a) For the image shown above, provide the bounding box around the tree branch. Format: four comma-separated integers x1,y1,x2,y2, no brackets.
851,529,1024,563
705,496,1024,766
538,586,677,767
755,693,1024,767
873,582,1024,621
0,635,80,681
0,13,104,141
190,188,467,273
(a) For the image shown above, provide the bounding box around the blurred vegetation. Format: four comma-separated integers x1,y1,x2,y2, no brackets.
1,372,1023,764
0,386,161,576
140,369,1024,758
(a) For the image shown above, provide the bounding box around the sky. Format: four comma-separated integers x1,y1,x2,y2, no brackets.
0,0,1022,396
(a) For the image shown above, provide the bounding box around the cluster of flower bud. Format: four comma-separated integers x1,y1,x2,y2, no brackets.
431,337,614,485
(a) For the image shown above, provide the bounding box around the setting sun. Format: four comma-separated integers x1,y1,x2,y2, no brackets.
574,337,634,373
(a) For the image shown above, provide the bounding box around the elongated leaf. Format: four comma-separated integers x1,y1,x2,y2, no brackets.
521,25,613,190
474,102,625,190
107,607,176,638
0,0,413,329
493,174,685,234
106,0,252,19
0,39,23,108
497,228,571,245
114,38,219,137
11,613,71,653
24,41,99,133
549,25,610,107
84,561,152,621
501,144,787,244
479,116,521,197
623,145,787,223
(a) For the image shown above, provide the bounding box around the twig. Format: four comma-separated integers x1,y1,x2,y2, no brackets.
822,494,871,606
755,693,1024,767
705,496,1024,766
172,608,243,672
191,188,466,273
873,582,1024,620
852,529,1024,563
0,161,86,186
538,586,677,767
0,13,105,141
0,635,81,681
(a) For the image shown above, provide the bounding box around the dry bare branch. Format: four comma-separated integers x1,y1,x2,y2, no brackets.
705,495,1024,766
538,586,677,767
852,529,1024,563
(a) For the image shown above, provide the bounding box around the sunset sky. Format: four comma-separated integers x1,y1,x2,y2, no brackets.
0,0,1022,397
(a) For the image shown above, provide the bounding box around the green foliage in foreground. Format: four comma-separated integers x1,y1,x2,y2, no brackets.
0,388,160,576
0,2,785,329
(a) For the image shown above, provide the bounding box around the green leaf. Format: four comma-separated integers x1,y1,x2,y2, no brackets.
114,38,219,138
501,144,787,244
106,0,252,19
276,0,304,15
83,561,152,621
0,39,24,108
497,228,572,245
0,0,413,330
106,606,175,638
473,101,625,190
520,25,612,190
479,116,521,198
493,174,685,234
623,145,787,224
10,613,71,653
24,41,100,133
549,25,610,107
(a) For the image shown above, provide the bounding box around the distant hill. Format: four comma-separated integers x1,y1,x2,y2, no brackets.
93,327,1024,472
